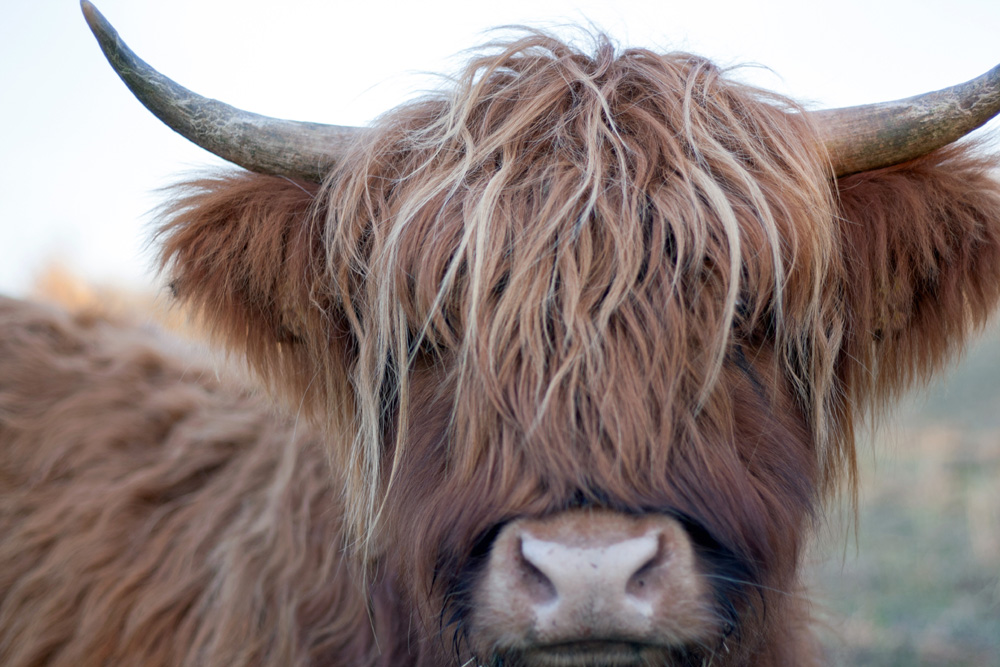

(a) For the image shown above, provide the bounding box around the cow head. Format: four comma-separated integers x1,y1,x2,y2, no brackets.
84,2,1000,664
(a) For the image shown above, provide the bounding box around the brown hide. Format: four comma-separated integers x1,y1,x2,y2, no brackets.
0,298,445,666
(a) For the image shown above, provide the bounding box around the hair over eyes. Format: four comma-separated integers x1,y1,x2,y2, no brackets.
315,31,842,546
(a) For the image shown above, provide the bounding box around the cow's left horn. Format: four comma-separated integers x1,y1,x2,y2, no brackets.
813,62,1000,177
81,1,360,183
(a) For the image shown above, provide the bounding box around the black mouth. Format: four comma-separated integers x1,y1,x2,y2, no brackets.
520,640,663,667
490,639,715,667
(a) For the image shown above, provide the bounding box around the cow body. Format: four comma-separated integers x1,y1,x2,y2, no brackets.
4,11,1000,666
0,297,487,665
0,300,816,664
0,298,354,664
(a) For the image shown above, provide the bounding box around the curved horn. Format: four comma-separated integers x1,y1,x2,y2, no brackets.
81,0,360,183
813,63,1000,177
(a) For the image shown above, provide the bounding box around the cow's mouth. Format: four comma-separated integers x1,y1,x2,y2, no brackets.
517,640,669,666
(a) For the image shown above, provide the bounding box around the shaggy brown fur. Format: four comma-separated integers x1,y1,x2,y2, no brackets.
4,31,1000,666
0,297,450,666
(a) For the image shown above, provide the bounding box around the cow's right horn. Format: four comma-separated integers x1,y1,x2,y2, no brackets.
813,62,1000,177
81,1,361,184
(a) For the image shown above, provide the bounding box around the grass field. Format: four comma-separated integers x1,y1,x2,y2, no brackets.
812,326,1000,666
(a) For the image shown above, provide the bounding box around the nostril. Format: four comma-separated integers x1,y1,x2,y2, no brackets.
517,537,558,603
626,532,670,598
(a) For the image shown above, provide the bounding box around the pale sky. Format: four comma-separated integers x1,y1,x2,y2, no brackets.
2,0,999,295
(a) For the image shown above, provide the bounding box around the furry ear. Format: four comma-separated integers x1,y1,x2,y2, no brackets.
158,172,352,419
835,142,1000,412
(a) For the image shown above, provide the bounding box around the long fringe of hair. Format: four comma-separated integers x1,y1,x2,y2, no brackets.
321,31,841,549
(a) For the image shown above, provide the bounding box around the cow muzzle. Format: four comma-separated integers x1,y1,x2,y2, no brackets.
470,510,718,666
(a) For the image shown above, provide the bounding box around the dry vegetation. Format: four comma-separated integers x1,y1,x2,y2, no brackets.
813,325,1000,666
29,265,202,338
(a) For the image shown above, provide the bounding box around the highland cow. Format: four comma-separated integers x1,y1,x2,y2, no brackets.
2,2,1000,666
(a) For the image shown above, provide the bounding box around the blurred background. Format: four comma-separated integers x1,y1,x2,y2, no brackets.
810,325,1000,666
3,1,999,663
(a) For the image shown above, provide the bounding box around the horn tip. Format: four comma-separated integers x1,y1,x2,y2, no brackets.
81,1,112,41
80,1,98,24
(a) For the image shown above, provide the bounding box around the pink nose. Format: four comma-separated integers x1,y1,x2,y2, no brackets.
517,526,665,623
472,510,715,652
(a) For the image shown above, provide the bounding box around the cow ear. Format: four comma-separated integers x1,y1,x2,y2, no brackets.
835,142,1000,409
157,172,351,417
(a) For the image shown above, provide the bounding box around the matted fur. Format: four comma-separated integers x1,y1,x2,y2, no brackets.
5,30,1000,667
